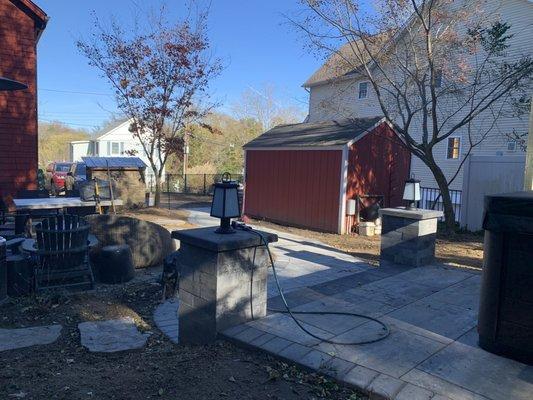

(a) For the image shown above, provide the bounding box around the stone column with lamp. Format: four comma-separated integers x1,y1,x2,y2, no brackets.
379,177,443,267
172,174,277,344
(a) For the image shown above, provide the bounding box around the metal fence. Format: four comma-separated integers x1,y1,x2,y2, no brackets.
419,187,462,222
148,173,244,195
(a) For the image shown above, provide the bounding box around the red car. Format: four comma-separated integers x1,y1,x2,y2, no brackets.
45,162,73,193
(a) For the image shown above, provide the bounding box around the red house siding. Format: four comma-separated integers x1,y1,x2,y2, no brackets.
244,150,343,232
0,0,46,196
346,123,411,207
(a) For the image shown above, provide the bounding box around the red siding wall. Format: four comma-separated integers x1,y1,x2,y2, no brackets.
244,150,342,233
0,0,40,196
346,123,411,207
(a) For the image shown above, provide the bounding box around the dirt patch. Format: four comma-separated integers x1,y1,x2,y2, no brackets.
250,219,484,270
0,272,365,400
122,207,197,231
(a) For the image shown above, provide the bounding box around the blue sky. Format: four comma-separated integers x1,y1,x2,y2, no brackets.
36,0,320,130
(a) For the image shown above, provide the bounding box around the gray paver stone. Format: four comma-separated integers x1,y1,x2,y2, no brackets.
0,324,62,352
299,349,333,371
343,365,380,391
278,342,312,361
258,336,293,354
233,327,265,344
78,317,150,353
367,374,405,400
394,383,434,400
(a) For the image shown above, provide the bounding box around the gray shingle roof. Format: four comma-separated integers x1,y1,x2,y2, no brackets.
243,117,385,149
82,157,147,169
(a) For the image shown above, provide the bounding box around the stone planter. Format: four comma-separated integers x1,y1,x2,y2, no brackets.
379,207,443,267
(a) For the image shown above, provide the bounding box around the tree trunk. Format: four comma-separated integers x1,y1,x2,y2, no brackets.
154,174,161,207
428,163,456,233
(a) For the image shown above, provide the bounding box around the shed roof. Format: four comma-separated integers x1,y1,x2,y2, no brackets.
243,116,385,149
82,157,147,169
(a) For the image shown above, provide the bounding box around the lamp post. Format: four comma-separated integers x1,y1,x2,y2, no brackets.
403,177,421,209
210,173,241,234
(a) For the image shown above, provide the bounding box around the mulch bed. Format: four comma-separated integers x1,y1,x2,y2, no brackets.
0,272,365,400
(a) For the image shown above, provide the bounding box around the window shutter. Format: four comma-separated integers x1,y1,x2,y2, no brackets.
107,142,110,155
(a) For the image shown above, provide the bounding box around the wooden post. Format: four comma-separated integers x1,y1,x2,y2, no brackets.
203,174,207,195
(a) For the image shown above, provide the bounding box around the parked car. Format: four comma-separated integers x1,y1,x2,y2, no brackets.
69,162,87,189
45,162,73,193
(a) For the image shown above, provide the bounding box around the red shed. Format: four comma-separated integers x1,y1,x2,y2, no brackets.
243,117,411,234
0,0,48,196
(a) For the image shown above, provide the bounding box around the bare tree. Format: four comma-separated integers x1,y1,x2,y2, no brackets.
77,4,221,205
292,0,532,231
232,84,305,131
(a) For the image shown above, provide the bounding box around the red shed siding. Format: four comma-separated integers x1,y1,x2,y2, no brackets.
244,150,342,232
0,0,42,195
346,123,411,207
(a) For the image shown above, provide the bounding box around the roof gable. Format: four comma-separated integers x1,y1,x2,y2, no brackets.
10,0,48,38
96,119,132,141
244,116,387,149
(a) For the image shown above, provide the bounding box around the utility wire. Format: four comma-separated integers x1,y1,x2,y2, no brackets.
39,88,113,96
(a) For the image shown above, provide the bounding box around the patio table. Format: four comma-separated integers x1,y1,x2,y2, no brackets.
13,197,123,211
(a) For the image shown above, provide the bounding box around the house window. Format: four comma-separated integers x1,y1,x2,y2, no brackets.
358,82,368,99
111,142,121,155
507,140,517,152
447,137,461,159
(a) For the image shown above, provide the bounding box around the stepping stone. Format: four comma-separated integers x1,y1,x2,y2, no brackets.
78,317,150,353
153,299,179,344
0,324,62,351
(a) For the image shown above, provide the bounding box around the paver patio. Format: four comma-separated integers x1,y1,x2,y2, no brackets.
187,208,533,400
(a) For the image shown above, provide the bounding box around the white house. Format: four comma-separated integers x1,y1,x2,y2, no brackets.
301,0,532,229
70,119,164,186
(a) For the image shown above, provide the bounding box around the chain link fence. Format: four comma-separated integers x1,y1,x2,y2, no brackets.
148,173,244,195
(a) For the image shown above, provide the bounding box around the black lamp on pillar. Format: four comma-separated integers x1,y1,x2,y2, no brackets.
403,176,421,209
210,173,241,234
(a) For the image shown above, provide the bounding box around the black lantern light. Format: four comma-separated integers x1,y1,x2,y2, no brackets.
211,172,241,234
403,176,421,209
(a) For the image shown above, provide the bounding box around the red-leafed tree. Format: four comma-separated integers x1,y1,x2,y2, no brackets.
77,5,222,205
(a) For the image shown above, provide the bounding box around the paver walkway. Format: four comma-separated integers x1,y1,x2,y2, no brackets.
0,324,62,351
187,208,533,400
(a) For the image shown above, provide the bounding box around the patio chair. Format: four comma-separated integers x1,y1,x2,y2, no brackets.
34,215,94,292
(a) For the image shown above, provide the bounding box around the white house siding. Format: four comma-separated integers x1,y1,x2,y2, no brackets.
306,0,532,193
70,120,164,184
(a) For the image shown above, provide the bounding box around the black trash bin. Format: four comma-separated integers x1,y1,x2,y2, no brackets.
478,191,533,364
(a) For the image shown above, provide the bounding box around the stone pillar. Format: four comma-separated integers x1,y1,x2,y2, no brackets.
379,208,443,267
171,227,278,344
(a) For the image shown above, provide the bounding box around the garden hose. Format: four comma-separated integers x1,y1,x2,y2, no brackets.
236,222,390,346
